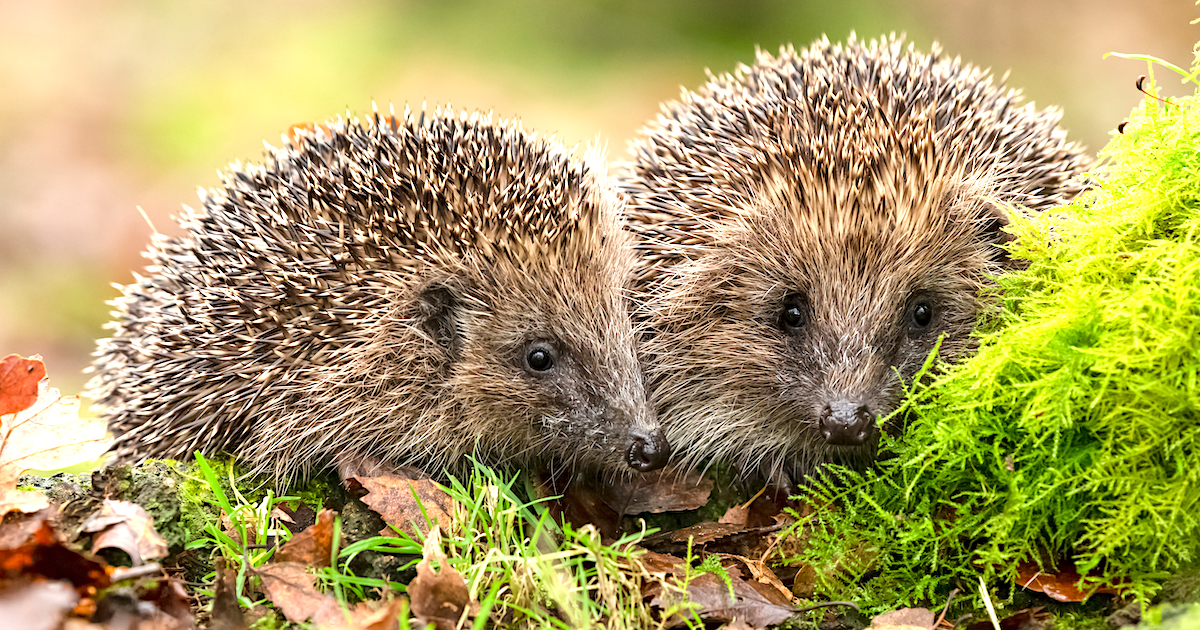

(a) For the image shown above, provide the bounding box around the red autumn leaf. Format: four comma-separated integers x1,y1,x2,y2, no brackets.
0,354,45,416
0,366,111,516
80,499,170,565
1015,560,1120,602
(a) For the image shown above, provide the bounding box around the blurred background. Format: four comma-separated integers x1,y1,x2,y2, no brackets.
1,0,1196,393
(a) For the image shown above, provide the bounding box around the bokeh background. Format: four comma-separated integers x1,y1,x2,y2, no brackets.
1,0,1197,393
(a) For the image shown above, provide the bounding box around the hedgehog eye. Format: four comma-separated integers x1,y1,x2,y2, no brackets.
911,301,933,329
524,342,556,373
779,294,808,333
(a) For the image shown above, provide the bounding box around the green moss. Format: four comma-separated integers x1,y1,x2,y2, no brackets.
1135,604,1200,629
177,455,242,544
789,51,1200,613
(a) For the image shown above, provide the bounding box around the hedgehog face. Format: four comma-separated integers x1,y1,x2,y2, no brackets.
644,174,1003,483
448,256,669,475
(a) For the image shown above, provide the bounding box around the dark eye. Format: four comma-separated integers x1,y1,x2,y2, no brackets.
911,302,933,328
779,294,808,332
525,343,556,372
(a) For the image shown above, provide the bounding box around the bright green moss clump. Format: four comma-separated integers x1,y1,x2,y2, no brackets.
794,61,1200,610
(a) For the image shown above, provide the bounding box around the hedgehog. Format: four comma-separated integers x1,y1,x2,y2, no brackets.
87,106,670,483
620,35,1090,487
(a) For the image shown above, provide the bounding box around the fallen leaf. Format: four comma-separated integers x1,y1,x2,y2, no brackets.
963,606,1051,630
717,553,793,605
537,473,624,539
81,499,169,565
720,503,751,527
599,464,713,515
641,521,753,554
342,597,409,630
871,607,935,630
0,505,57,549
651,570,796,628
638,549,687,577
0,512,112,599
256,561,340,623
409,527,476,630
349,474,458,537
0,373,111,515
274,508,335,567
139,575,195,628
276,502,317,534
790,563,818,599
0,580,79,630
1015,561,1120,602
212,557,248,630
0,354,45,416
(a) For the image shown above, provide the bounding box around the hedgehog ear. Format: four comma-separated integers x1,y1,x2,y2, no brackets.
417,281,461,360
976,201,1019,267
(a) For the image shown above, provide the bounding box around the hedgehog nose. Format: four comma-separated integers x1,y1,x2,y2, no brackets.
627,428,671,472
819,399,874,446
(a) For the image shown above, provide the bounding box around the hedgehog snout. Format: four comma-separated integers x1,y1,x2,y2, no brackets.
627,426,671,472
819,399,876,446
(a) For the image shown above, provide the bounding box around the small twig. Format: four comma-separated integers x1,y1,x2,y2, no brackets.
934,588,959,628
111,563,164,582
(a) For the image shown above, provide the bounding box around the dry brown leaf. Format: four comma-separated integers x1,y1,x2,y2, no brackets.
0,505,57,549
0,373,111,515
274,508,335,567
790,562,818,599
599,464,713,514
0,511,112,600
0,354,45,416
256,561,341,623
962,606,1051,630
638,549,687,577
651,570,796,629
641,521,749,553
871,607,936,629
346,597,408,630
717,553,793,605
719,503,750,527
81,499,169,565
537,473,624,539
212,557,248,630
350,474,458,537
139,575,195,628
409,527,477,630
1014,561,1120,602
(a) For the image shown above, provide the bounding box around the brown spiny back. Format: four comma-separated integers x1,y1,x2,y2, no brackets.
89,107,663,482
